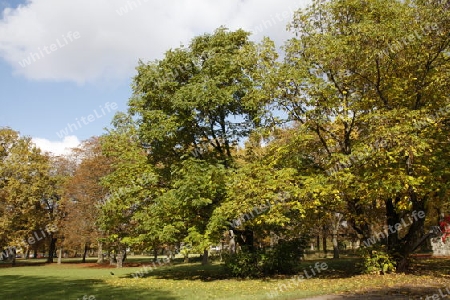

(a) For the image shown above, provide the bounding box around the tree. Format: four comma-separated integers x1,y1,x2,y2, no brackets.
127,27,266,263
60,137,112,263
270,0,450,270
99,113,159,267
0,127,65,264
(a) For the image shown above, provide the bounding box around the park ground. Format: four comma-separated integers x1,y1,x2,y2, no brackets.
0,255,449,300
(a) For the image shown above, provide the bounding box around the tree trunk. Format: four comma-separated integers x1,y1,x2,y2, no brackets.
322,226,328,256
386,198,401,251
316,235,320,252
201,249,209,265
82,243,88,263
386,195,426,273
243,229,254,252
331,214,341,259
47,237,57,263
57,247,62,264
332,229,339,259
109,250,116,266
11,247,16,266
116,248,123,268
153,246,158,261
97,241,104,264
25,247,30,260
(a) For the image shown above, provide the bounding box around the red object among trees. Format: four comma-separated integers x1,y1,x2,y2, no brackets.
439,216,450,242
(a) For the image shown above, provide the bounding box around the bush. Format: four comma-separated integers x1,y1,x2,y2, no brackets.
358,245,396,274
223,251,261,278
260,239,306,275
223,238,307,278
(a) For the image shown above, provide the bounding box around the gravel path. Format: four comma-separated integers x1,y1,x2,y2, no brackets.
300,294,425,299
301,296,413,299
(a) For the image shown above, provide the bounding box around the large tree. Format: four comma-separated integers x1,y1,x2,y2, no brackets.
127,27,267,262
99,113,160,266
267,0,450,269
0,127,65,263
60,137,112,263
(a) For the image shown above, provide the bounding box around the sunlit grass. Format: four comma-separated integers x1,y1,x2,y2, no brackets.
0,256,449,299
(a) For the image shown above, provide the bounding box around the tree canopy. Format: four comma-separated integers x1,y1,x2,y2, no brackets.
2,0,449,273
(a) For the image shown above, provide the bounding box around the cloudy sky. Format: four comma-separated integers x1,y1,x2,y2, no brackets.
0,0,310,155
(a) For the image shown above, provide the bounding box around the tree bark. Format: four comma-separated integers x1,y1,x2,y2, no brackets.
331,214,341,259
57,247,62,264
82,243,88,263
109,250,116,266
386,195,426,273
11,247,16,266
97,241,104,264
116,248,124,268
316,235,320,251
47,237,57,263
153,245,158,262
332,229,339,259
201,249,209,265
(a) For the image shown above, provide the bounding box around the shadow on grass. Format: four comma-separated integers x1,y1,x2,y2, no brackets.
315,258,362,279
409,256,450,276
125,258,363,282
124,262,231,281
0,275,178,300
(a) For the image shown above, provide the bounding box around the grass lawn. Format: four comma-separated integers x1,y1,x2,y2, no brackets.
1,256,450,299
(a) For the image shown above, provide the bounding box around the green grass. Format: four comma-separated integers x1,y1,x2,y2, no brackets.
1,256,450,299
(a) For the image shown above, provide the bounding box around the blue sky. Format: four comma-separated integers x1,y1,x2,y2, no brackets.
0,0,309,155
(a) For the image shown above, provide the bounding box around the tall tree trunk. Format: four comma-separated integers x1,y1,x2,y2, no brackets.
153,245,158,262
116,247,124,268
201,249,209,265
332,229,339,259
47,237,57,263
331,213,342,259
109,250,116,266
97,241,104,264
25,247,30,260
316,235,320,252
322,225,328,256
57,247,62,264
386,198,401,252
11,247,16,266
82,243,88,263
386,195,426,272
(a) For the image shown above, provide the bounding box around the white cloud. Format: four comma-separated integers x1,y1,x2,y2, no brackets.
0,0,310,84
32,135,80,156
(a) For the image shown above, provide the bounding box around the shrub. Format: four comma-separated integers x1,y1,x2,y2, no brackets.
223,238,307,278
358,245,396,274
260,239,306,275
223,251,261,278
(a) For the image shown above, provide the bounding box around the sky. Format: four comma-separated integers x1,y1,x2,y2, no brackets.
0,0,311,155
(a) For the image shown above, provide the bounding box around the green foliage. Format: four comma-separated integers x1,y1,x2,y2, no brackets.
0,127,66,261
260,238,307,275
223,238,307,278
223,251,261,278
358,246,396,275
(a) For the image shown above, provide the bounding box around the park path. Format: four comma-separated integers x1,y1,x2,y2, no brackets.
300,294,420,299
